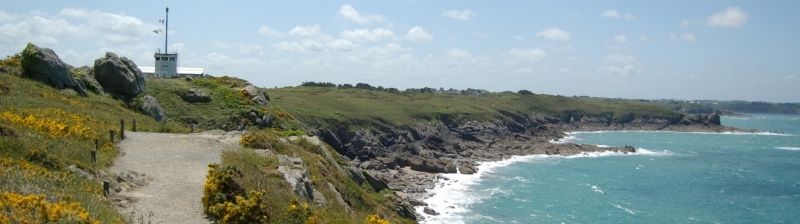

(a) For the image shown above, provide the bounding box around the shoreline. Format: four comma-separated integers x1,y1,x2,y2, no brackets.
401,124,763,222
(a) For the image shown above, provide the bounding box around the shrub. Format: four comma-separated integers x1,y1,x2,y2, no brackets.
364,214,390,224
285,200,316,224
240,130,281,149
0,191,99,224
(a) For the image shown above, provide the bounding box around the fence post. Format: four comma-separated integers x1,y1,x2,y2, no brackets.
132,119,137,132
190,123,195,133
120,119,125,140
91,139,98,166
109,130,115,142
103,181,110,197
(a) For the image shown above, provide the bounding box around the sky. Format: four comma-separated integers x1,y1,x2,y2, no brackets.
1,1,799,102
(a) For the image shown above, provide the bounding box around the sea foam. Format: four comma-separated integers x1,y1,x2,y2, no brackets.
775,146,800,151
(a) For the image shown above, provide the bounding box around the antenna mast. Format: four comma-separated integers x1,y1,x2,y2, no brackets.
165,7,169,53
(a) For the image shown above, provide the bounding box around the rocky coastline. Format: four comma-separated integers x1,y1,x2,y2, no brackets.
309,111,738,220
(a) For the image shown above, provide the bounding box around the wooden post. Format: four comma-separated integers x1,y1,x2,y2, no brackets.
120,119,125,140
132,119,137,132
190,123,195,133
103,181,110,197
109,130,115,142
91,139,98,166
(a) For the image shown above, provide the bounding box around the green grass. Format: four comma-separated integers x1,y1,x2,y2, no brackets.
142,77,302,131
269,86,683,128
0,57,186,223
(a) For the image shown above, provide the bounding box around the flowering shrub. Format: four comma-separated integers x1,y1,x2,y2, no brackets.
364,214,390,224
207,191,270,223
286,200,316,224
0,158,68,182
203,164,273,223
0,191,99,224
239,130,280,149
0,108,98,139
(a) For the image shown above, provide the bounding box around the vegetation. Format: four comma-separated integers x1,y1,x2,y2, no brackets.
655,99,800,114
269,86,683,128
204,131,414,223
0,54,185,223
143,76,302,131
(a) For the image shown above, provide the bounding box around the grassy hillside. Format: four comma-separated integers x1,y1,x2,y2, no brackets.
269,86,683,128
142,77,301,131
0,55,185,223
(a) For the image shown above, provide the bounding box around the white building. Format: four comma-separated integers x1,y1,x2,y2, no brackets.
140,7,204,79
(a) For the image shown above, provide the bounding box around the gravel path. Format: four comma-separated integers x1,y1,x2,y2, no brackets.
109,131,240,224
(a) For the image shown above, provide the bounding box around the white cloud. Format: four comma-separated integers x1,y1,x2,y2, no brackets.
507,48,547,61
288,25,323,38
597,65,636,75
681,20,690,27
446,48,472,59
330,39,357,52
670,33,696,42
602,9,636,20
340,28,396,42
257,25,283,37
708,7,748,28
602,10,620,18
536,27,570,41
404,26,433,42
338,4,385,24
613,34,628,44
597,54,640,75
442,9,475,21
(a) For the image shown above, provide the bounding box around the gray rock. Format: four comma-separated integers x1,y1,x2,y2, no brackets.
94,52,145,99
20,43,87,96
327,182,353,212
363,170,389,192
180,88,211,103
140,95,166,122
241,84,269,106
423,207,439,215
277,155,319,201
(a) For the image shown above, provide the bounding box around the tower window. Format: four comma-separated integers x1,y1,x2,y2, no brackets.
170,57,175,61
155,57,160,61
161,57,168,61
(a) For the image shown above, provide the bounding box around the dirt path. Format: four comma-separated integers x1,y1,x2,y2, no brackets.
108,131,240,224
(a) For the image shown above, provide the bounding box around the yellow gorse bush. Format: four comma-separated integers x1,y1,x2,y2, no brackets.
364,214,390,224
0,108,99,139
0,158,69,181
0,191,99,224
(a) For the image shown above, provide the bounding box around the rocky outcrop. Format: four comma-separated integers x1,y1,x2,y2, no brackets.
277,155,326,206
241,85,269,106
180,88,211,103
94,52,145,100
140,95,166,122
20,43,86,96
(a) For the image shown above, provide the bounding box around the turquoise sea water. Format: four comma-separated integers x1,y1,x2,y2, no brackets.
419,114,800,223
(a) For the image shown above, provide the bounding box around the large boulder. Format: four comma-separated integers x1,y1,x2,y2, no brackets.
140,95,166,122
241,84,269,106
20,43,86,96
180,88,211,103
94,52,145,100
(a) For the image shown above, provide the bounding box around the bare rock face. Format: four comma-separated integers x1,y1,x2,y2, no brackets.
20,43,87,96
140,95,166,122
94,52,145,100
241,84,270,106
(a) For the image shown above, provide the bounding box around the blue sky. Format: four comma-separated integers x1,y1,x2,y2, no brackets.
1,1,798,102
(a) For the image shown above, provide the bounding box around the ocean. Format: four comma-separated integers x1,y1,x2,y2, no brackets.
419,114,800,223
